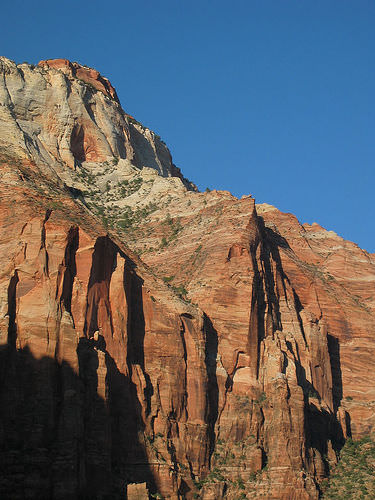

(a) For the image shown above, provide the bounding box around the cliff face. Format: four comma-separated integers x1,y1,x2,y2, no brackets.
0,159,210,499
128,195,375,499
0,57,194,188
0,58,374,500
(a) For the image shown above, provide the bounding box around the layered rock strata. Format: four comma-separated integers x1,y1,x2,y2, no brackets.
0,160,209,499
0,58,374,499
0,56,194,188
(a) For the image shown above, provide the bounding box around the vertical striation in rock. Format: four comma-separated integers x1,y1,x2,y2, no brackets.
0,58,374,499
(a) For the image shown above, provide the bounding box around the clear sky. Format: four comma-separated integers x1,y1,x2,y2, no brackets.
1,1,374,251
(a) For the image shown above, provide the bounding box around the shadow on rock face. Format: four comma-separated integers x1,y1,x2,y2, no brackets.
0,338,155,499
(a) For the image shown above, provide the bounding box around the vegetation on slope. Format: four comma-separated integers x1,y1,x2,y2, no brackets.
322,436,375,499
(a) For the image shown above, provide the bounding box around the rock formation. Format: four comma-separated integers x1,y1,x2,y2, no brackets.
0,57,374,499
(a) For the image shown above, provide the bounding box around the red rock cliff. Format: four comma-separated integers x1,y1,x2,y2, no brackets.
0,58,374,500
0,158,210,499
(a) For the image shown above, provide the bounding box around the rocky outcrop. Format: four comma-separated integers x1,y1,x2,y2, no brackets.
0,160,210,499
38,58,120,101
0,58,374,499
130,194,375,498
0,56,194,188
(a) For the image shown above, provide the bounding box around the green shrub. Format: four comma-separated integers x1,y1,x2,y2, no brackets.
254,392,267,405
322,435,375,498
171,285,188,298
162,276,174,283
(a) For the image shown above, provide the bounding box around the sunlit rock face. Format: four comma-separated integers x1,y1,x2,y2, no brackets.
0,57,374,499
0,56,194,187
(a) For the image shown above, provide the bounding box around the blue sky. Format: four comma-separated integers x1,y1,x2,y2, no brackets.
1,1,374,251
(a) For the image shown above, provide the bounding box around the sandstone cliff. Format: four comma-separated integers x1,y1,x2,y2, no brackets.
0,57,194,188
0,57,374,499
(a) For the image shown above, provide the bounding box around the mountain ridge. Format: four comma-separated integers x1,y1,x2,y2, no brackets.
0,57,374,499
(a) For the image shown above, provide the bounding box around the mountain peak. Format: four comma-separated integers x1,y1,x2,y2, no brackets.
38,58,119,101
0,56,195,190
0,55,374,500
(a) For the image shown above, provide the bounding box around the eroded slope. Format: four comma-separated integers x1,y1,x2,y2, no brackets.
0,57,374,500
